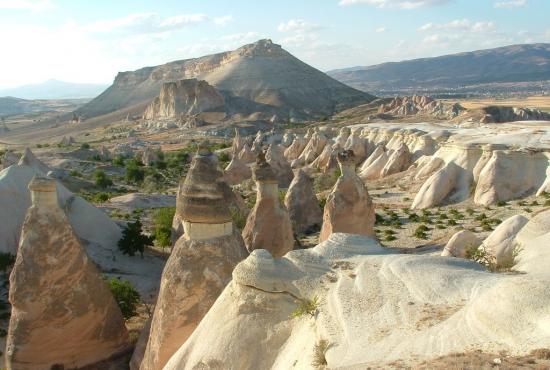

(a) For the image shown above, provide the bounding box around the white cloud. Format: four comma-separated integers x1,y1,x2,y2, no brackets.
375,27,388,33
278,19,323,33
418,19,495,33
338,0,451,9
213,15,233,27
0,0,53,11
494,0,526,8
85,13,208,34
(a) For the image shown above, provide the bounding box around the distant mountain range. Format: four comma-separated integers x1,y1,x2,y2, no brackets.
0,79,108,100
328,43,550,95
79,39,374,120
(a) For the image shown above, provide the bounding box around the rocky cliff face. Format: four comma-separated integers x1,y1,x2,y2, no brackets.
143,79,225,120
79,39,374,120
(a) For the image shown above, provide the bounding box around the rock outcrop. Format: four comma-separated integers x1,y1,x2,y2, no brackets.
139,147,248,370
6,176,128,369
224,156,252,185
143,78,225,120
163,221,550,369
380,142,412,177
481,215,529,266
377,95,465,119
284,170,322,235
320,150,375,242
242,153,294,257
237,143,256,163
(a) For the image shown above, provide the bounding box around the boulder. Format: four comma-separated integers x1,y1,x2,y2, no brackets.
441,230,481,258
6,176,129,369
319,150,375,242
242,153,294,257
411,162,460,210
284,170,322,235
139,147,248,370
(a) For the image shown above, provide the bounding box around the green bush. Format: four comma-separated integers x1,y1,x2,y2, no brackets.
106,278,140,320
81,143,90,150
291,296,319,318
93,192,110,203
153,207,176,248
117,218,153,258
496,200,507,207
125,159,145,183
230,208,248,230
69,169,81,177
112,155,125,167
93,170,113,188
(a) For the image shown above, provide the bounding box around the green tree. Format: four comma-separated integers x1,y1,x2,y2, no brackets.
153,207,176,247
106,278,140,320
117,218,153,258
93,170,113,188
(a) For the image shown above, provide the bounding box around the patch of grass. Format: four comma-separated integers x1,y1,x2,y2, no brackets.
496,200,507,207
385,235,397,241
291,296,319,318
466,208,475,215
530,200,539,206
312,339,329,368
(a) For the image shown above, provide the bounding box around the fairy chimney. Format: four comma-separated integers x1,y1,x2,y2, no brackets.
139,146,248,370
319,150,376,242
242,152,294,257
6,176,129,370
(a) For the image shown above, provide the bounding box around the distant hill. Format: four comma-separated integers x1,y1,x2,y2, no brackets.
328,43,550,95
0,79,108,100
79,39,374,121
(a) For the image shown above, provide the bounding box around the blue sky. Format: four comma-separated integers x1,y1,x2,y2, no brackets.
0,0,549,88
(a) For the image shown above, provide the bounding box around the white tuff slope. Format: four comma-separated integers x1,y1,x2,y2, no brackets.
165,224,550,369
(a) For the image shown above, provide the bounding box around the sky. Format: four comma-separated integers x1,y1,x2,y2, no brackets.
0,0,549,88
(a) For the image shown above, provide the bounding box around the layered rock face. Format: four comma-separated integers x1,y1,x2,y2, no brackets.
242,153,294,257
143,78,225,120
163,219,550,369
378,95,465,119
284,170,322,235
139,148,248,370
319,150,375,242
6,177,128,369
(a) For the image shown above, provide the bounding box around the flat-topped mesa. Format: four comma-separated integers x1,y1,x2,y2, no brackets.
7,176,129,370
178,146,232,240
138,146,248,370
319,150,376,242
242,152,294,257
